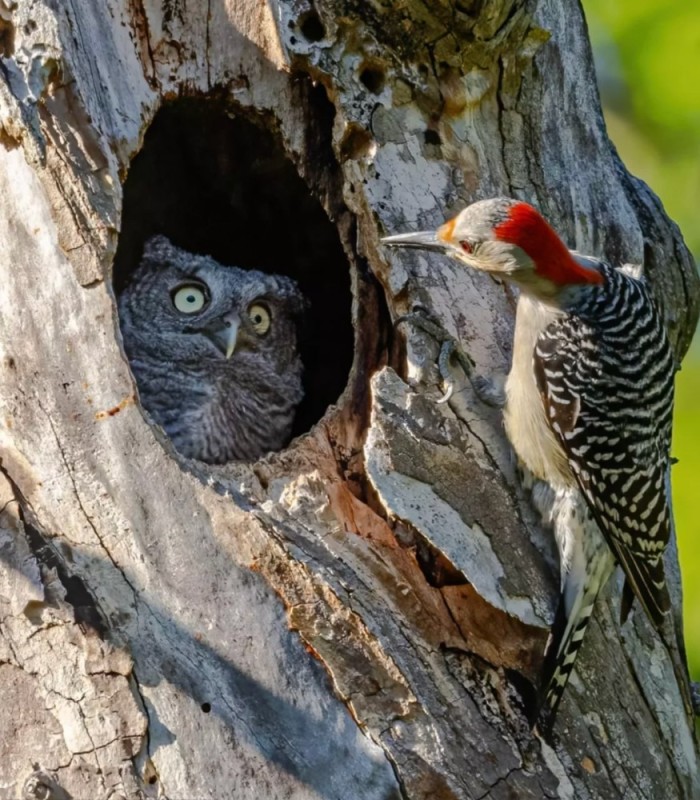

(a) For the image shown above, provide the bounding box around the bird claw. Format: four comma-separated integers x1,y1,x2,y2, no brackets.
395,306,487,404
436,382,454,405
439,336,474,378
471,373,506,408
436,339,472,403
394,306,451,343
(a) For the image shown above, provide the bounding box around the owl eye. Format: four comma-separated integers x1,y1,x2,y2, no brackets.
172,284,208,314
247,303,271,335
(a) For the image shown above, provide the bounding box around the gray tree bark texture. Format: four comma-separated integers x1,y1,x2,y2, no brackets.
0,0,698,798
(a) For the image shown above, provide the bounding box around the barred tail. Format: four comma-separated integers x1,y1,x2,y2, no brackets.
535,548,614,736
614,549,670,630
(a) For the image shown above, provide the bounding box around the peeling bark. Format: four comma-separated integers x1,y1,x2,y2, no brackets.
0,1,697,798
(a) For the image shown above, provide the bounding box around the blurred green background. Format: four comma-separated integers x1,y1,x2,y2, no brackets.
583,0,699,679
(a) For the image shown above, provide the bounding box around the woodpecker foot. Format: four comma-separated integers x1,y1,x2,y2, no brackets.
395,306,473,401
395,306,502,406
437,338,473,403
691,682,700,716
471,373,505,408
394,306,465,357
438,339,504,408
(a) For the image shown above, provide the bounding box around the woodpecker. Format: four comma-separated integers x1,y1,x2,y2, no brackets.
382,197,678,731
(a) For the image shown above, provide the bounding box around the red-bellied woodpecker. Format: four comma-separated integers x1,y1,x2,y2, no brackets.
382,197,679,732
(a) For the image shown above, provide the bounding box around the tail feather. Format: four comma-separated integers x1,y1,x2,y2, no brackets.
613,547,670,630
535,548,614,735
617,544,692,717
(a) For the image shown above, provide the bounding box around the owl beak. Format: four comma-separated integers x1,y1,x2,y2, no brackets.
381,230,448,253
204,312,240,359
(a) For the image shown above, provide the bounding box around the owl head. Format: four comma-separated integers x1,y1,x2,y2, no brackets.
118,235,307,371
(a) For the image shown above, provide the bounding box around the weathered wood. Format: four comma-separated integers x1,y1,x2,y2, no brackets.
0,0,697,798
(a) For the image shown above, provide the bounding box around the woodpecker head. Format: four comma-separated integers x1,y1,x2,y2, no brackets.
382,197,603,300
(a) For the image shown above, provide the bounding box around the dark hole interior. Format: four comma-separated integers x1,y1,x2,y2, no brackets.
114,99,354,439
359,65,385,95
0,19,14,58
299,10,325,42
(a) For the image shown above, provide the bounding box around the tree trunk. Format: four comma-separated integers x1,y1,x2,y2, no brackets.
1,1,698,798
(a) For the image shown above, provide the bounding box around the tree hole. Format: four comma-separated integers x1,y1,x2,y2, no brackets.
298,10,325,42
113,98,354,460
359,63,386,95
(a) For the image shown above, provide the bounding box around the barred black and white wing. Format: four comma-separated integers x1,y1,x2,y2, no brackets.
533,263,675,728
535,264,674,625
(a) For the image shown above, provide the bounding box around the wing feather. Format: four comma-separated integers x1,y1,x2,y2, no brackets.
533,297,673,631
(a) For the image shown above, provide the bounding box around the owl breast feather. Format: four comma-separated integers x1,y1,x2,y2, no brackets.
130,350,304,464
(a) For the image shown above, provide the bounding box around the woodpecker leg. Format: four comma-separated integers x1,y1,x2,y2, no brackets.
471,373,505,408
437,336,505,408
436,338,472,403
394,307,458,352
692,682,700,717
395,306,503,407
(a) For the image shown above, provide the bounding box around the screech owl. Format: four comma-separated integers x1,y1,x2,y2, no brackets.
118,235,306,464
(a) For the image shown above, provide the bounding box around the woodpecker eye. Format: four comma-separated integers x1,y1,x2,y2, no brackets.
172,283,209,314
460,240,473,254
247,303,271,335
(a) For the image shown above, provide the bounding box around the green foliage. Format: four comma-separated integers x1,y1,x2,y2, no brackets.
673,362,700,679
585,0,700,254
584,0,700,679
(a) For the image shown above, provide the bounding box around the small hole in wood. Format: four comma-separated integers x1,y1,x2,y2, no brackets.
359,64,385,95
299,10,325,42
424,129,441,146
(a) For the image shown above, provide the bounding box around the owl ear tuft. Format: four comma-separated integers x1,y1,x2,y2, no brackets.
271,274,308,318
142,235,176,262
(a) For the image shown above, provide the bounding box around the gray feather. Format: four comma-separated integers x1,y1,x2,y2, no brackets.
118,236,306,464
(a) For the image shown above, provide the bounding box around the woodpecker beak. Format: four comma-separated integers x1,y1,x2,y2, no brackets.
204,311,240,359
381,230,448,253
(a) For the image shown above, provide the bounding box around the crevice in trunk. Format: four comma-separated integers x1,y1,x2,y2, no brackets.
113,95,359,445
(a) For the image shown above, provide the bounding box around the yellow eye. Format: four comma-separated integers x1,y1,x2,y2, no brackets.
248,303,271,335
173,284,207,314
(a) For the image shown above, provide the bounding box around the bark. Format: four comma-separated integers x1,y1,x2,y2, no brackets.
0,1,698,798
